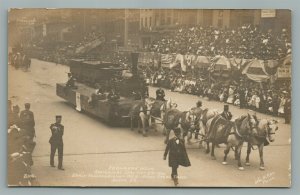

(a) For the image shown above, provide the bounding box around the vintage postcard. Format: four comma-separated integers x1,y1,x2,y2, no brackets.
8,9,291,187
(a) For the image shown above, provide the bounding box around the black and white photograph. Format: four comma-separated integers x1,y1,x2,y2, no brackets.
7,9,291,187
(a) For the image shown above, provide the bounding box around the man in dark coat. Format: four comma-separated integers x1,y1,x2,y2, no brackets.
163,127,191,186
156,87,166,101
20,103,35,140
220,104,233,121
49,115,64,170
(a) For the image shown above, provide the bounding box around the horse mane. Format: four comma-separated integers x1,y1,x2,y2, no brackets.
235,115,247,129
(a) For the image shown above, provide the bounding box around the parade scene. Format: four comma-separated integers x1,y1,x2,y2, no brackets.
8,9,291,187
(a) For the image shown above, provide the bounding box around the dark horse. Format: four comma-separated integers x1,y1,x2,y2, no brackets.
163,108,197,144
149,98,177,135
205,114,259,170
244,118,278,170
189,108,219,147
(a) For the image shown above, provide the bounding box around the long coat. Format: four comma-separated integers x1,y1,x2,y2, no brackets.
164,137,191,167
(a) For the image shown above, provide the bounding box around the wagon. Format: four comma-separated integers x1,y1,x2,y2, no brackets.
56,53,146,125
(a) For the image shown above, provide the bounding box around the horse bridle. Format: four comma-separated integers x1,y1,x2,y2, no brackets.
252,121,276,140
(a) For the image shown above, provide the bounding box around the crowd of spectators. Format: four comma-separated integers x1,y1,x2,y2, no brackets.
140,66,291,122
8,100,38,186
145,24,291,60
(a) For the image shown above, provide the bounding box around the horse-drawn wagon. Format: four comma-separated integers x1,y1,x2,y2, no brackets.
56,53,147,126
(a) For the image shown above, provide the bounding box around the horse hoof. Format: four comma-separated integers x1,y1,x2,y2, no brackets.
259,166,265,171
211,156,216,160
245,162,251,166
222,161,228,165
143,133,148,137
205,150,210,154
238,167,245,171
138,130,141,134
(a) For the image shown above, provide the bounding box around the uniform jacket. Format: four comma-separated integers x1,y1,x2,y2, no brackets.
49,123,64,145
164,137,191,167
20,110,35,128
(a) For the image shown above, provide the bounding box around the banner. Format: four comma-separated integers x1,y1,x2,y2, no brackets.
277,54,292,78
277,66,291,78
195,56,210,68
214,55,231,70
184,54,196,68
161,53,175,68
242,59,270,82
139,51,290,81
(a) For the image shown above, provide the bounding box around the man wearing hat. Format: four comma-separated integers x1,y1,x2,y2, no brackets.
221,104,233,121
20,103,35,140
163,127,191,186
49,115,64,170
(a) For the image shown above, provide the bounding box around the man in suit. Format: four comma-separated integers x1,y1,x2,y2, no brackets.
221,104,233,121
20,103,35,140
163,127,191,186
49,115,64,170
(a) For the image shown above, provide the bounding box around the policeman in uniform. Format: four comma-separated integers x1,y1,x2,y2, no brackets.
221,104,233,121
156,87,166,101
20,103,35,140
49,115,64,170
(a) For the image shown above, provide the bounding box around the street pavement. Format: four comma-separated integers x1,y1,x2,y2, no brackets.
8,59,291,187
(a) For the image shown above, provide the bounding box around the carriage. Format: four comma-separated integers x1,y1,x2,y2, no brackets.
56,53,147,125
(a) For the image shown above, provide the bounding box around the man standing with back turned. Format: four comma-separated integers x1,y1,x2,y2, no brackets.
49,115,65,170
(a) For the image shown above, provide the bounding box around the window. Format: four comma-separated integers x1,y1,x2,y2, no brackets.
145,17,148,27
149,17,152,27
